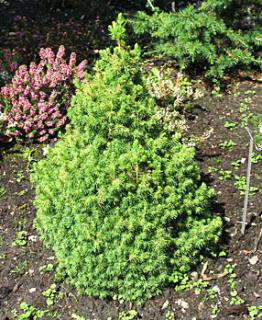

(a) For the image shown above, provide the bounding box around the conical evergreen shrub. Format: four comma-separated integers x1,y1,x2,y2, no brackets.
32,44,222,302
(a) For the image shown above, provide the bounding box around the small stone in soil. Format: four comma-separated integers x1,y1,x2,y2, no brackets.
248,255,259,265
176,299,189,309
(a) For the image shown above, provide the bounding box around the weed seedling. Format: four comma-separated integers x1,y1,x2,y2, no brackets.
119,310,138,320
218,170,232,180
57,291,64,301
234,176,259,196
231,160,241,169
211,86,222,98
15,189,29,197
0,186,6,198
21,147,38,171
251,154,262,164
175,273,208,295
244,96,252,104
239,102,248,113
11,261,28,276
208,166,218,174
0,235,3,248
0,254,6,260
240,112,253,128
248,305,262,320
11,302,45,319
224,121,238,130
165,310,175,320
193,279,209,295
211,304,219,316
224,264,244,305
12,231,27,247
202,286,219,302
16,170,25,183
218,251,227,257
244,90,256,96
42,283,57,307
219,140,237,150
39,263,54,274
175,274,190,291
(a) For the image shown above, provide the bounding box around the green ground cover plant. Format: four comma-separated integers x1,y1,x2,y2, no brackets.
32,39,222,302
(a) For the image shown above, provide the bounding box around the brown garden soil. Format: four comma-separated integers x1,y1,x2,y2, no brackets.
0,81,261,320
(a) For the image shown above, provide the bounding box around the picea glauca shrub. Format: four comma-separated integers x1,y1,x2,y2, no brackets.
32,44,222,302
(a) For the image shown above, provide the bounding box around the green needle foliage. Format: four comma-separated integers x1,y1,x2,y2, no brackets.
201,0,262,30
201,0,262,55
128,3,261,81
32,44,222,302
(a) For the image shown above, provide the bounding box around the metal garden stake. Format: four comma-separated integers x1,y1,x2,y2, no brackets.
241,127,253,235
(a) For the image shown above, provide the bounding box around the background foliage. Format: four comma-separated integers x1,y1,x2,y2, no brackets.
128,0,262,81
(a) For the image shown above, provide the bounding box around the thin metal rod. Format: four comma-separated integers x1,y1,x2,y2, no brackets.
241,127,254,235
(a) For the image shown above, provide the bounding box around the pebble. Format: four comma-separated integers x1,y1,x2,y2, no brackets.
28,235,37,242
176,299,189,309
249,255,258,265
212,285,220,294
28,268,34,275
161,300,169,309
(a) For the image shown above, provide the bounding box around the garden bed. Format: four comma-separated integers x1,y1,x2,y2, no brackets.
0,81,261,320
0,0,261,319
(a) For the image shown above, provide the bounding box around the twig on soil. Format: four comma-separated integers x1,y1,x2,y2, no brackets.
12,282,22,293
61,284,78,304
202,273,227,281
201,261,228,281
241,127,253,235
200,261,208,276
221,304,248,316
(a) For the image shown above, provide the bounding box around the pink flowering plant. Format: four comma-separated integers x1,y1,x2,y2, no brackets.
0,45,87,142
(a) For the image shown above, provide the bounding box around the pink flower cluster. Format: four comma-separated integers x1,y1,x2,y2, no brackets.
0,45,87,142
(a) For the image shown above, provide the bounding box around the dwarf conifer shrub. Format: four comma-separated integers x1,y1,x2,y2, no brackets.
32,44,222,302
129,4,261,80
